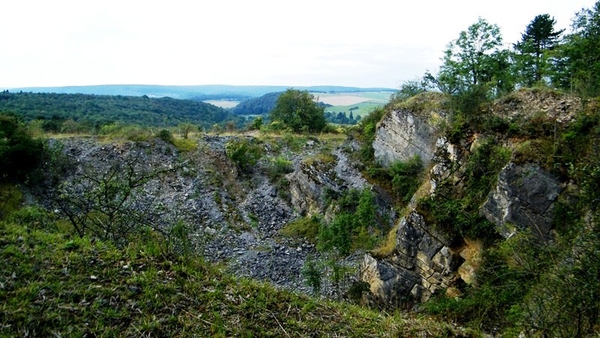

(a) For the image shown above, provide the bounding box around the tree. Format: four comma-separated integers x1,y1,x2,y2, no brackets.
0,114,44,182
436,18,510,96
50,148,180,243
178,122,196,139
514,14,564,86
269,89,327,133
392,78,430,102
553,1,600,96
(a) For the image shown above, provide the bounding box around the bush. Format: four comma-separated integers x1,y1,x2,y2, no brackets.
366,156,424,205
158,129,174,143
266,156,293,181
280,216,321,243
0,114,44,182
318,189,379,256
225,138,263,174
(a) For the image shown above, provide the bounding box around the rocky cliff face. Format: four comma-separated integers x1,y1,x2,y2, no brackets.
480,162,564,240
362,211,463,305
372,109,441,167
361,99,571,306
287,147,371,216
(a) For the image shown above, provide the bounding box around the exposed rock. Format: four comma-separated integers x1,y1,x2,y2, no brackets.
480,162,564,239
362,211,463,305
287,158,342,216
457,238,483,285
373,109,440,167
287,148,371,216
490,88,581,124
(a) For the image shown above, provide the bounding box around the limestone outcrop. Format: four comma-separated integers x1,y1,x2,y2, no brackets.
362,211,462,305
372,109,440,167
362,100,569,307
480,162,564,239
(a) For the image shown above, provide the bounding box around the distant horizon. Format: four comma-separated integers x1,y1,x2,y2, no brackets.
2,83,398,91
1,84,397,101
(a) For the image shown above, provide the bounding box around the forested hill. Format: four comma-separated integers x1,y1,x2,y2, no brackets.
0,91,243,129
230,92,282,115
5,84,396,101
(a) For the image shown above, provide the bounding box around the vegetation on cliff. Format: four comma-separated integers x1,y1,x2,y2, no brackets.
2,2,600,337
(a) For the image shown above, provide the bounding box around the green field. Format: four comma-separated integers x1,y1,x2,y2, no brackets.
316,91,392,118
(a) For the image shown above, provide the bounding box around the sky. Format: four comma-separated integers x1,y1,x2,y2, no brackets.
1,0,597,89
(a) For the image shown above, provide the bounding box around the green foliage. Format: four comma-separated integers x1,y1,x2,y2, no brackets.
231,91,281,115
0,91,243,131
280,216,321,243
366,156,424,204
0,184,23,219
552,1,600,96
172,138,198,152
390,78,430,103
100,123,156,142
225,138,263,174
514,14,564,87
0,219,477,337
269,89,327,133
265,156,293,181
436,18,512,96
318,189,379,256
249,116,263,130
157,129,173,143
353,107,386,163
301,257,322,295
424,232,543,330
463,138,511,203
417,138,508,240
0,114,44,182
178,122,196,139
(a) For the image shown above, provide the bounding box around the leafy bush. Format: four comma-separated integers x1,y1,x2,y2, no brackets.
318,189,379,256
266,156,293,181
158,129,173,143
225,138,263,174
367,156,424,204
0,114,44,182
269,89,327,133
353,108,386,163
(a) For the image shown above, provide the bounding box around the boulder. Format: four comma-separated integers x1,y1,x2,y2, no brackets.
480,162,564,239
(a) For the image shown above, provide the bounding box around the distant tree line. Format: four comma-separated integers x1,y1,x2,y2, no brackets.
0,91,245,132
324,111,360,125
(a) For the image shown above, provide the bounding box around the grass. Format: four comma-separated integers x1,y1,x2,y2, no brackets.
325,102,385,119
370,224,399,259
280,216,321,243
0,217,480,337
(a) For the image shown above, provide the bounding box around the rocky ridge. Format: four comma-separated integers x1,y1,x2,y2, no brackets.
361,90,577,307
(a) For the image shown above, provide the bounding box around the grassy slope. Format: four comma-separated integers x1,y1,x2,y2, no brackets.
0,221,477,337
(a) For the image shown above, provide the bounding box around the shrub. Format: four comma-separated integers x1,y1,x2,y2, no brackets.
266,156,293,181
318,189,379,256
225,138,263,174
0,114,44,182
158,129,174,143
280,216,321,243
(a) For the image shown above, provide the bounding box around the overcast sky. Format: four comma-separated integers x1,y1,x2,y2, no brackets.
1,0,596,89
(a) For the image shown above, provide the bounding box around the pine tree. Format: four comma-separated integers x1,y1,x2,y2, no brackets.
514,14,564,86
